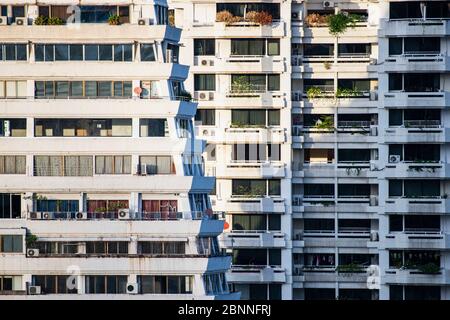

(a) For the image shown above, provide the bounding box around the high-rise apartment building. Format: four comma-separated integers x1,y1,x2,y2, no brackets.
0,1,239,299
171,0,450,300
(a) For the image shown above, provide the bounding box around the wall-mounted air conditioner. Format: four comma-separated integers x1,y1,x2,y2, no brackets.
126,283,138,294
0,16,7,25
118,208,130,220
198,91,214,101
27,249,39,257
138,18,149,25
14,17,27,26
75,212,87,220
322,1,334,8
388,155,401,163
28,286,41,295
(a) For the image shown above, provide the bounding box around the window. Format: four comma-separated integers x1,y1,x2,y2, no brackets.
197,237,220,256
230,74,279,92
231,39,265,56
0,156,25,175
232,214,273,231
139,276,192,294
35,81,132,98
304,219,335,232
177,119,192,138
86,242,128,255
85,276,127,294
0,194,21,219
194,39,215,56
338,43,371,56
267,39,280,56
33,275,77,294
155,5,169,25
194,109,215,126
231,109,279,127
389,73,440,92
0,44,27,61
35,44,133,62
35,200,78,212
138,241,185,255
139,156,175,174
189,193,210,212
35,119,132,137
139,119,168,137
0,235,23,253
0,81,27,98
0,119,26,137
203,273,228,295
194,74,216,91
232,179,281,196
268,75,280,91
141,44,156,61
217,3,280,19
95,156,131,174
304,44,334,57
34,155,93,176
389,180,441,198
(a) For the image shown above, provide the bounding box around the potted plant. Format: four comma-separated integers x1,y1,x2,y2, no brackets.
327,13,361,36
418,263,441,274
306,86,323,100
216,10,242,25
26,234,38,248
179,90,192,102
108,14,121,25
34,15,48,25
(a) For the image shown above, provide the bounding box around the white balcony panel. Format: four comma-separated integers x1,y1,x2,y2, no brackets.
380,19,450,37
227,267,286,283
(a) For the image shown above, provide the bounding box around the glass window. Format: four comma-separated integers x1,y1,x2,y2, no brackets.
267,39,280,56
194,74,215,91
194,39,215,56
55,44,69,61
141,44,156,62
99,45,113,61
85,45,99,61
268,110,280,126
69,45,83,61
195,109,215,126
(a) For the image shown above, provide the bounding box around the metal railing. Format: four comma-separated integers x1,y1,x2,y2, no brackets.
2,95,197,102
337,121,372,128
29,211,223,221
403,120,441,128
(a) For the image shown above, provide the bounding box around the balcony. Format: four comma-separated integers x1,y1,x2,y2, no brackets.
220,231,286,248
302,266,371,283
303,162,377,179
215,197,285,213
383,54,450,73
223,127,286,144
385,198,450,214
384,162,450,179
194,56,285,73
383,232,450,250
383,91,450,108
384,268,450,285
227,265,286,283
0,24,182,42
380,18,450,37
211,162,286,179
384,127,450,144
190,20,286,38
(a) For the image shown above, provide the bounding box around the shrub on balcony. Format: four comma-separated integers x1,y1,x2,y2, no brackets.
47,17,64,25
179,90,192,102
108,14,121,25
335,87,362,98
336,263,364,273
305,13,329,27
26,234,38,248
314,115,334,130
306,86,323,100
417,263,441,274
327,13,360,36
216,10,242,25
246,11,273,25
231,76,255,93
34,15,48,25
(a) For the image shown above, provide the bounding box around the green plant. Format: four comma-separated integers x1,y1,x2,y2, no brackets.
314,115,334,130
336,263,364,273
47,17,64,25
327,13,360,36
231,76,255,93
306,86,323,100
34,15,48,25
26,234,38,248
323,61,332,70
335,87,362,98
108,14,121,25
417,263,440,274
179,90,192,102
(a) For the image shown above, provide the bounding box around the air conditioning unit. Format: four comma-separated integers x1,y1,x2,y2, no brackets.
138,163,147,175
369,91,378,101
42,212,52,220
27,249,39,257
118,208,130,220
200,59,213,66
389,155,401,163
198,92,214,101
28,286,41,295
322,1,334,8
291,12,299,20
370,196,378,207
370,126,378,136
75,212,87,220
126,283,138,294
14,17,28,26
138,18,149,25
0,16,7,25
30,212,41,219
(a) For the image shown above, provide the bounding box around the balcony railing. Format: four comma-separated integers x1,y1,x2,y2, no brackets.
2,95,196,102
403,120,441,128
337,121,372,128
228,84,267,95
29,211,223,221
